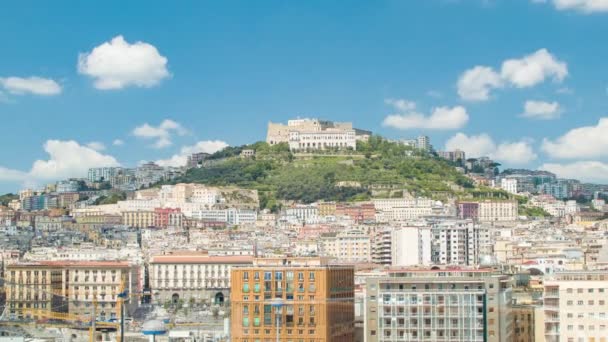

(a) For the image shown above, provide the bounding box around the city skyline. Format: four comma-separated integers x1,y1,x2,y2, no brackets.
2,0,608,192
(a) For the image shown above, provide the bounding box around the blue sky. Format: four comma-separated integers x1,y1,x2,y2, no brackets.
1,0,608,192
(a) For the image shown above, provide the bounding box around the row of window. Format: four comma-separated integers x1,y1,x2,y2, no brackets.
243,271,316,281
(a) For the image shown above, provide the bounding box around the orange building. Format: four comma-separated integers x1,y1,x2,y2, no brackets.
335,202,376,223
230,257,355,342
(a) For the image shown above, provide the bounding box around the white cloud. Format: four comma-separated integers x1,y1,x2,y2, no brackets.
132,119,187,148
521,100,561,119
0,167,27,181
385,98,416,112
156,140,229,167
0,140,121,186
457,66,503,101
445,133,537,165
542,118,608,159
541,161,608,183
492,140,538,164
86,141,106,151
29,140,120,180
112,139,124,146
445,133,496,158
0,76,62,95
78,35,170,90
551,0,608,12
382,99,468,130
457,49,567,101
500,49,568,88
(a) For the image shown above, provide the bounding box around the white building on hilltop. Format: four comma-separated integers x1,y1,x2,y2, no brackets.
266,118,370,151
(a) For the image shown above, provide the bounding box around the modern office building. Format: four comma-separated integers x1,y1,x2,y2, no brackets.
230,257,355,342
543,271,608,342
365,268,513,342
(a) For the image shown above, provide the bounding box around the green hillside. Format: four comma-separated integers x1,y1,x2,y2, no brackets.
163,137,511,211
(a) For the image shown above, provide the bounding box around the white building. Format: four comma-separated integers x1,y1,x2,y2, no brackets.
432,220,492,266
266,118,370,151
500,178,518,194
390,227,432,266
191,208,257,225
150,253,253,305
544,271,608,342
285,204,319,223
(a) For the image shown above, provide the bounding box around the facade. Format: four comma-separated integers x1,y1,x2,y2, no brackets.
153,207,183,228
437,149,465,163
149,253,253,305
321,230,371,263
56,180,80,193
87,167,119,182
365,269,513,342
335,202,376,223
186,152,210,168
501,178,518,194
390,227,432,266
285,205,319,223
431,220,492,266
416,135,431,152
266,118,370,151
122,210,155,228
543,271,608,342
190,208,257,225
372,228,393,265
457,200,518,222
230,257,355,342
5,261,139,321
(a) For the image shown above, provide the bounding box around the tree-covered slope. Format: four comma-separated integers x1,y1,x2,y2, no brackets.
162,137,493,210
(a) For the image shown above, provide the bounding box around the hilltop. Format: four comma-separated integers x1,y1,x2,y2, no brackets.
160,137,513,211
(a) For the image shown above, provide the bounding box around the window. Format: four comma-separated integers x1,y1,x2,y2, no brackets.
309,272,315,281
243,272,249,280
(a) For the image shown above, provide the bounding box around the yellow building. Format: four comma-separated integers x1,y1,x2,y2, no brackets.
122,210,154,228
5,261,139,321
230,257,354,342
318,202,337,217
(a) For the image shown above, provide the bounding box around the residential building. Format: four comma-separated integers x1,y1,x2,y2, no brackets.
122,210,155,228
190,208,257,225
335,202,376,223
88,167,119,183
365,268,513,342
543,271,608,342
416,135,431,152
230,257,355,342
56,180,80,193
187,152,210,168
457,200,518,222
285,204,319,223
321,230,371,263
153,208,183,228
5,261,139,321
501,178,519,195
431,220,492,266
149,253,253,305
437,149,465,163
390,227,432,266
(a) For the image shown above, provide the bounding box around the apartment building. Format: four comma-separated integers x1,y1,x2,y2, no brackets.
190,208,257,225
543,271,608,342
122,210,155,228
335,202,376,223
365,268,513,342
153,207,183,228
149,253,253,305
372,228,393,265
431,220,492,266
230,257,355,342
391,227,432,266
321,230,371,263
5,261,139,321
457,200,518,222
